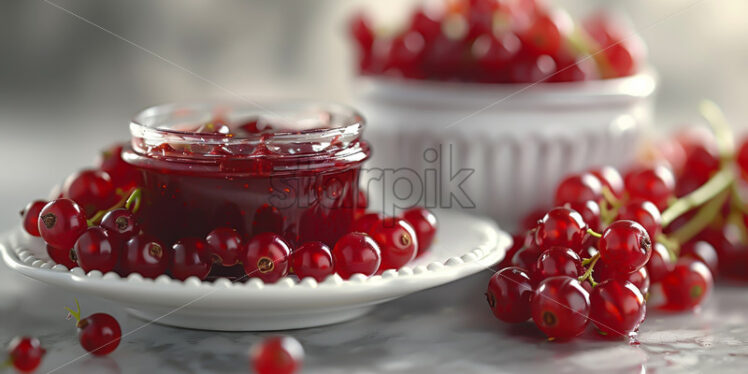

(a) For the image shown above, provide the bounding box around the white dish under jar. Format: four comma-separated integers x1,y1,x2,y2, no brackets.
355,71,657,229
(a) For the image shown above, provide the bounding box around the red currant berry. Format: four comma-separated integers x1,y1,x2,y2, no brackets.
250,336,304,374
63,169,115,217
290,241,334,282
565,200,602,233
370,217,418,271
598,220,652,274
98,144,141,191
519,12,565,56
646,242,674,284
615,199,662,241
521,209,547,231
422,34,468,79
350,13,374,52
244,233,292,283
589,280,645,337
121,234,169,278
594,258,650,295
351,212,383,235
20,200,47,237
77,313,121,356
534,207,588,251
172,238,212,281
697,226,744,277
737,137,748,180
7,336,45,372
332,232,381,279
511,245,541,271
661,259,713,310
47,244,77,268
531,276,590,340
590,166,624,198
74,226,119,273
531,246,583,286
486,267,534,323
623,166,675,211
471,32,521,75
680,240,719,278
385,31,427,78
100,208,139,248
508,54,557,83
402,207,438,255
550,54,598,82
38,199,87,251
554,173,603,206
683,143,720,183
410,8,441,41
205,227,244,266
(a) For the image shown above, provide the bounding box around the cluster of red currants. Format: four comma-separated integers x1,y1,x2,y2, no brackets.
487,161,718,340
20,144,438,283
350,0,643,83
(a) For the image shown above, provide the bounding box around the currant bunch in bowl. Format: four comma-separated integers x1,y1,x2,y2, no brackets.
350,0,645,83
487,102,748,340
20,144,438,283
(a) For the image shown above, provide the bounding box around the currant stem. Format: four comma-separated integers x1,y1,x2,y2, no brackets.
670,188,731,245
578,252,601,285
64,298,82,324
86,188,142,226
661,168,733,227
700,99,734,165
586,229,602,238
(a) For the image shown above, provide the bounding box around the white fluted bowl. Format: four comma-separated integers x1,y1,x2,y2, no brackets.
355,71,657,229
0,210,508,331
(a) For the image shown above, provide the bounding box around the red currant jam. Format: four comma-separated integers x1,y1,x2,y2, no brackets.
123,103,370,248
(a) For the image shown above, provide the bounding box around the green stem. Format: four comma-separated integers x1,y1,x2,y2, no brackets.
661,168,733,227
64,298,82,324
586,228,602,238
86,188,142,226
700,100,734,166
125,188,142,214
671,188,731,245
578,252,601,286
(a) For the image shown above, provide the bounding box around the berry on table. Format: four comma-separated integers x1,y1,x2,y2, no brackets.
120,234,169,279
100,208,139,248
646,242,674,284
20,200,47,237
680,240,719,278
534,207,588,251
243,233,292,283
7,336,45,372
486,267,534,323
661,259,713,311
38,199,88,251
332,232,381,279
290,241,334,282
598,220,652,274
205,227,244,266
74,226,119,273
250,336,304,374
402,207,438,255
531,276,590,340
65,300,121,356
589,280,645,337
171,238,213,281
63,169,116,217
370,217,418,271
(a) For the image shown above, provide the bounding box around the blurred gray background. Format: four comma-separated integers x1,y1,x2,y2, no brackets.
1,0,747,229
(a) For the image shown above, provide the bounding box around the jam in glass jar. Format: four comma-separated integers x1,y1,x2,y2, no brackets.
123,102,370,248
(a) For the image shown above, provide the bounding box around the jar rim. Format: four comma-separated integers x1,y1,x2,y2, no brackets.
130,101,366,146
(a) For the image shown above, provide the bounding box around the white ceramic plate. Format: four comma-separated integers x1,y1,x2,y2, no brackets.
0,210,508,331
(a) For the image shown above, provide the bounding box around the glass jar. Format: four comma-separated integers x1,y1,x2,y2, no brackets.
123,102,370,247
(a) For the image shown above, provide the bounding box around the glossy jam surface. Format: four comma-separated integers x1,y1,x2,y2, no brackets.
124,103,370,247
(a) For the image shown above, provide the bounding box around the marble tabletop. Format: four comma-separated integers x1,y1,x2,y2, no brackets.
2,257,748,374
